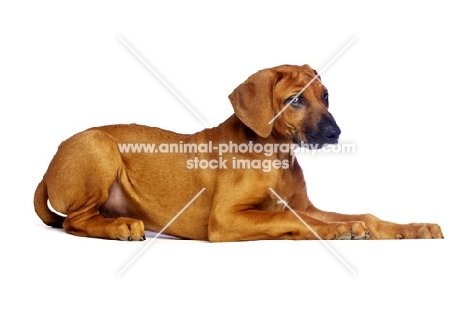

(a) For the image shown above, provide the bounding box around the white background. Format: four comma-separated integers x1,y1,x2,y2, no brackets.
1,1,467,310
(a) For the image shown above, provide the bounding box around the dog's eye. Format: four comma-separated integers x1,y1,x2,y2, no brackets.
288,96,303,107
323,92,329,107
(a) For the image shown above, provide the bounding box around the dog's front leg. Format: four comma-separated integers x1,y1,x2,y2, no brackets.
207,208,370,242
305,205,443,239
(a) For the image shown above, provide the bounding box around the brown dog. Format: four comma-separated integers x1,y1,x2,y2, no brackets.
34,64,443,241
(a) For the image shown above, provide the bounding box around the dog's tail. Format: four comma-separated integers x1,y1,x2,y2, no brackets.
34,179,65,228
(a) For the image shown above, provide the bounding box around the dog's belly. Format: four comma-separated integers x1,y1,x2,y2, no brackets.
99,181,130,218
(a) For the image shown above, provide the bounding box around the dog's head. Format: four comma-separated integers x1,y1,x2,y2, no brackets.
229,64,340,148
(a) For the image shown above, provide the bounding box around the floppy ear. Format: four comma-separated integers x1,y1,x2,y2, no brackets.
302,64,321,81
228,69,281,138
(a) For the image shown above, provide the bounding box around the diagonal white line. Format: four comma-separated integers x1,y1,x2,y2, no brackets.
118,36,207,125
117,188,206,276
268,37,356,124
268,188,357,275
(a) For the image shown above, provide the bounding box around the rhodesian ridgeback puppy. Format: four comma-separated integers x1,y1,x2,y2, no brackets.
34,64,443,241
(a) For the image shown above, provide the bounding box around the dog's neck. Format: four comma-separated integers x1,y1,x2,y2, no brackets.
211,114,289,145
201,114,296,165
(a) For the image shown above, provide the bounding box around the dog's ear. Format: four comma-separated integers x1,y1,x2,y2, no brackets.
302,64,321,81
228,69,281,138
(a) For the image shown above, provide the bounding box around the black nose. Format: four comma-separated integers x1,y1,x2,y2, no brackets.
323,124,341,142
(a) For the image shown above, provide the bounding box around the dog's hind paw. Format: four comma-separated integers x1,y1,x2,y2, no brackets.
113,217,146,241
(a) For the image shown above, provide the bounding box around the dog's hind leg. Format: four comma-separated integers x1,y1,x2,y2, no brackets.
44,129,145,241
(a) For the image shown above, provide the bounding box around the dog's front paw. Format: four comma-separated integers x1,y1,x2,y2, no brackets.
396,223,444,239
322,221,371,240
112,217,146,241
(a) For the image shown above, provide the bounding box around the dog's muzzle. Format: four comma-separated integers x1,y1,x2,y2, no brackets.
294,119,341,148
319,122,341,144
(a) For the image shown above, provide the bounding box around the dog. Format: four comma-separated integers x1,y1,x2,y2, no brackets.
34,64,443,241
